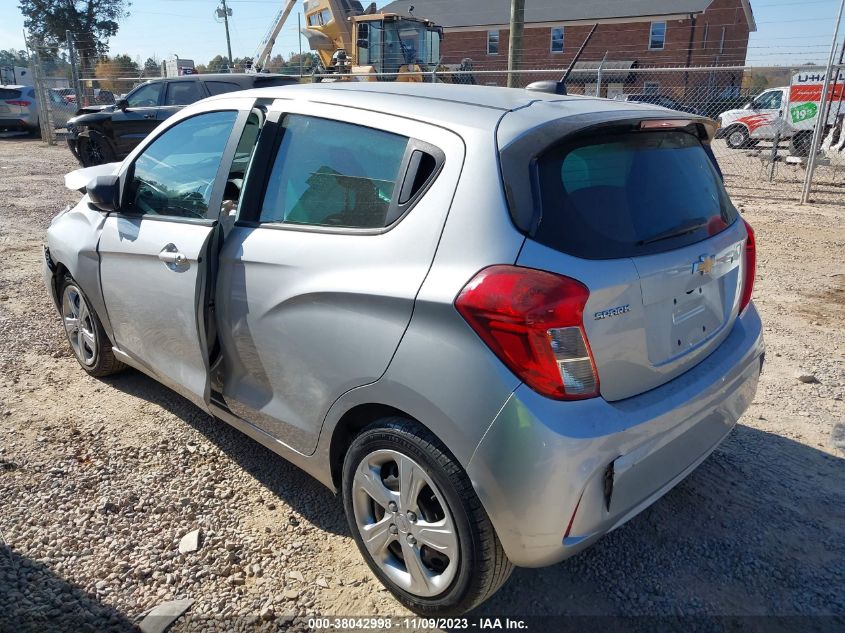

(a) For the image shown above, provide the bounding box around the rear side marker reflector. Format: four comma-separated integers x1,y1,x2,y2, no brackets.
455,265,600,400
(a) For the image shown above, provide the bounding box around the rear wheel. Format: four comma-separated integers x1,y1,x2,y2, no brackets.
342,418,512,616
79,131,116,166
725,125,751,149
789,131,814,157
59,275,125,377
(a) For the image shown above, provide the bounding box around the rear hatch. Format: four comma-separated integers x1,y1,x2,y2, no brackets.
502,114,747,401
0,88,24,118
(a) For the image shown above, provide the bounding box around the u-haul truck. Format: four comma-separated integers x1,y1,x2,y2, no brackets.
716,67,845,155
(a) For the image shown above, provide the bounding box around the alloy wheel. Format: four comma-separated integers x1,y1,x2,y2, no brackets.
728,130,746,147
351,449,459,597
61,284,97,366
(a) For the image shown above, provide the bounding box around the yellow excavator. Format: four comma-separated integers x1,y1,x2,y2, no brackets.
248,0,460,83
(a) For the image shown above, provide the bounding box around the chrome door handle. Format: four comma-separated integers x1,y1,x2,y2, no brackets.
158,250,187,266
143,113,155,119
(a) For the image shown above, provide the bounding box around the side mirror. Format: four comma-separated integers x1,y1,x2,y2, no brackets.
87,175,121,212
116,98,128,110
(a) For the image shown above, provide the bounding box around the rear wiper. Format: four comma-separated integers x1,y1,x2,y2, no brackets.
638,220,707,246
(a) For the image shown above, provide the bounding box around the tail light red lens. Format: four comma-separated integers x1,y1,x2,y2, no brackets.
6,100,31,107
739,219,756,313
455,265,600,400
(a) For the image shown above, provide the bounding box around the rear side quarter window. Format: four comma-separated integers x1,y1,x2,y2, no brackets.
205,81,241,96
257,115,440,230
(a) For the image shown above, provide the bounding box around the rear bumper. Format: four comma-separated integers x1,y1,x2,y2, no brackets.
466,303,764,567
0,117,31,130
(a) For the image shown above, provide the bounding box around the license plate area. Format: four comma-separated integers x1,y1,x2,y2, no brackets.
643,270,734,366
668,280,725,354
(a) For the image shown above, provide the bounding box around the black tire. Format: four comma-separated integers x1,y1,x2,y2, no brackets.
78,131,116,166
342,417,513,616
29,122,41,139
58,274,126,377
725,125,751,149
789,131,813,157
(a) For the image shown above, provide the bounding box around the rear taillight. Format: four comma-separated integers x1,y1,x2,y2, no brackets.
6,100,31,107
455,265,600,400
739,219,756,313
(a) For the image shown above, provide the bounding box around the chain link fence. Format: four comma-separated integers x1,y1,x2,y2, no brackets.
22,59,845,204
311,63,845,203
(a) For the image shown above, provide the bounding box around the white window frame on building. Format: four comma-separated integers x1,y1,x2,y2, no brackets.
649,21,666,50
550,27,564,54
487,30,500,55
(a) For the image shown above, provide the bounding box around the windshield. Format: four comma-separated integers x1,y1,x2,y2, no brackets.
534,130,738,259
358,19,441,73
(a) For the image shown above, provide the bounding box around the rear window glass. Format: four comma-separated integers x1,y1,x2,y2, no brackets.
164,81,204,106
535,130,737,259
0,89,22,99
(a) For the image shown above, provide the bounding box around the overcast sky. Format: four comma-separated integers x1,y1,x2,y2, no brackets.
0,0,842,68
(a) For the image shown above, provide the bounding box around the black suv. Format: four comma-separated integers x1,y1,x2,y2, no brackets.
66,73,297,166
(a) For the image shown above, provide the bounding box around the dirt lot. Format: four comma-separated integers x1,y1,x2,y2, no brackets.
0,137,843,631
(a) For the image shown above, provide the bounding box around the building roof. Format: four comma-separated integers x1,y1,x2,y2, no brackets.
381,0,756,31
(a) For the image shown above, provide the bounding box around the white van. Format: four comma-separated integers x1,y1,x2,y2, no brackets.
717,69,845,155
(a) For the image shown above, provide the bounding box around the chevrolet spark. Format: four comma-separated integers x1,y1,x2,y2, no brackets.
43,83,764,615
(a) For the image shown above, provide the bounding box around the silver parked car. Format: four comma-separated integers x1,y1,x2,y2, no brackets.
0,85,73,135
43,83,764,615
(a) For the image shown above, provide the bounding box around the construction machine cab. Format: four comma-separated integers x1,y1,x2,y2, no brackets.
354,15,443,75
301,0,443,80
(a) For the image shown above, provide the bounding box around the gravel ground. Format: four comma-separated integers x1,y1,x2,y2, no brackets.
0,137,843,632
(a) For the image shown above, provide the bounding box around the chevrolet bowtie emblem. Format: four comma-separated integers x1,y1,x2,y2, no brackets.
693,255,716,275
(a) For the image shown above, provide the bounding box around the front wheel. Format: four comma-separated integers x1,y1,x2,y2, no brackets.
725,125,751,149
342,418,513,616
78,131,116,166
59,275,125,377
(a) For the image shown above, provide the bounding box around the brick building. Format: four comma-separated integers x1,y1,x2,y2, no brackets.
382,0,756,98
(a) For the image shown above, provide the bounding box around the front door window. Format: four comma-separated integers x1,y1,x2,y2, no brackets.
124,111,238,219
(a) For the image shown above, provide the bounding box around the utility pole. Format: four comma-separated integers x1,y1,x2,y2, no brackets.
66,30,83,106
507,0,525,88
218,0,234,69
298,12,304,77
801,0,844,203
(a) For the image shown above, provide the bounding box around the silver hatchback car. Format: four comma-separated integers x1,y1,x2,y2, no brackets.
43,83,764,615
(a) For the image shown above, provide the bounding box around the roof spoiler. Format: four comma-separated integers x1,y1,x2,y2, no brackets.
526,23,599,96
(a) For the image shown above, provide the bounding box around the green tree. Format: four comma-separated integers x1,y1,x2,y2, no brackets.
282,52,318,75
18,0,130,98
0,49,29,67
207,54,231,73
142,57,160,78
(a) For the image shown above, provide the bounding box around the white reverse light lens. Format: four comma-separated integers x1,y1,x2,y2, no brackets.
548,326,597,396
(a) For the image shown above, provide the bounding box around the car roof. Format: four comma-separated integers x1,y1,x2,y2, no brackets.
0,85,30,89
206,81,685,140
